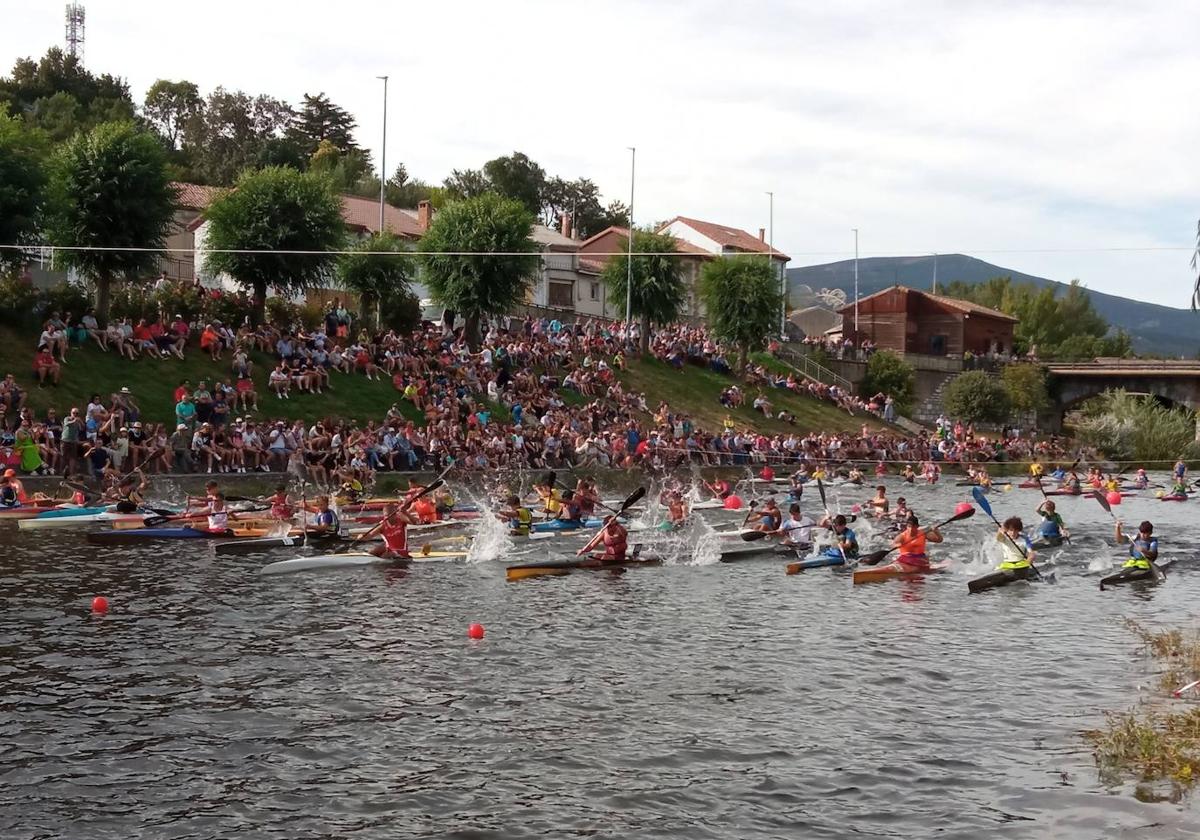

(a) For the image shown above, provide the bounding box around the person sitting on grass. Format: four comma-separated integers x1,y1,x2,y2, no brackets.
234,374,258,412
200,323,223,361
33,345,60,388
269,364,291,400
190,422,223,473
168,314,189,358
75,308,107,350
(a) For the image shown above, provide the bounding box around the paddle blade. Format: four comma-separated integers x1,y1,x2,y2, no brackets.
618,487,646,514
817,478,829,512
1091,488,1112,515
938,507,976,528
741,529,769,542
859,549,889,566
543,471,556,488
971,486,994,520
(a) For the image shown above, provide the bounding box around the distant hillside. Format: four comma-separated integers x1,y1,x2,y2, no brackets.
787,254,1198,357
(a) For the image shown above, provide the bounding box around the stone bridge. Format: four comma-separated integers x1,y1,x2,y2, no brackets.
1046,359,1200,422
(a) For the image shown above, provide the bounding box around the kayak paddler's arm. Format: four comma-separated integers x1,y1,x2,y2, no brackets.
925,527,944,543
1113,521,1127,544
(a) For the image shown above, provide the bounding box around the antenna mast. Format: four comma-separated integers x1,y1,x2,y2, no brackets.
65,3,86,63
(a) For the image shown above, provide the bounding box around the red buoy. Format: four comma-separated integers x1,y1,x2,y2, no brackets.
723,495,743,510
91,596,109,614
467,623,485,640
955,502,973,516
1106,491,1122,506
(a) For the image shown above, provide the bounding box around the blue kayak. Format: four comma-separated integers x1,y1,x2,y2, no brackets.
793,551,847,570
86,527,224,545
35,505,109,519
531,517,613,533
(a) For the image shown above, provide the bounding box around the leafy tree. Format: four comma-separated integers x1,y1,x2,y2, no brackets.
337,232,415,327
443,167,490,200
420,193,539,348
1000,363,1049,415
179,87,293,185
288,92,359,157
384,163,433,207
45,122,175,321
541,176,629,238
0,48,134,135
601,230,685,354
202,166,346,324
143,79,203,150
942,370,1011,424
482,151,545,216
1076,390,1200,462
0,110,48,266
861,350,915,413
698,255,780,373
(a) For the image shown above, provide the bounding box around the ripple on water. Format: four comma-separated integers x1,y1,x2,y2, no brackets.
2,482,1200,838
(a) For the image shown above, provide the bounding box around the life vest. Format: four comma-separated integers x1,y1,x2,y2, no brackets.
412,498,437,524
1039,513,1062,539
510,507,533,535
1124,537,1156,570
897,529,928,567
380,519,409,554
602,526,627,558
998,535,1031,570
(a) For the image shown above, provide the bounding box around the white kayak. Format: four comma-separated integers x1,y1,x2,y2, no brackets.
690,499,727,510
19,511,147,530
260,549,468,575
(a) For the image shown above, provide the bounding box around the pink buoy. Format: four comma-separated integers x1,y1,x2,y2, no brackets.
467,623,485,640
1106,491,1122,506
955,502,973,516
723,494,743,510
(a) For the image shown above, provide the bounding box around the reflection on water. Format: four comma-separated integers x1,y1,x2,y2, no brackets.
1,476,1198,839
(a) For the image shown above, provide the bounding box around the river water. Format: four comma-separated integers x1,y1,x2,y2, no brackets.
2,475,1198,839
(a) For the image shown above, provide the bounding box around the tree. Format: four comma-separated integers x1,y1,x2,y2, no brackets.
540,176,629,238
0,110,48,267
942,370,1011,424
420,193,539,348
601,230,686,354
1000,363,1049,415
45,122,175,321
337,232,415,327
698,255,781,372
482,152,545,216
143,79,202,150
0,49,135,135
179,87,294,185
288,92,359,157
443,167,490,200
861,351,916,413
202,166,346,324
384,163,433,208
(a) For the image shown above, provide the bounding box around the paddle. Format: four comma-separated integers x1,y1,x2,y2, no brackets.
1090,489,1165,584
971,486,1045,582
576,487,647,558
299,482,309,548
856,507,976,566
817,478,848,564
335,477,446,554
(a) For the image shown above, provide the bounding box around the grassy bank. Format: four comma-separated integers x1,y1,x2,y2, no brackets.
0,327,873,435
1084,621,1200,802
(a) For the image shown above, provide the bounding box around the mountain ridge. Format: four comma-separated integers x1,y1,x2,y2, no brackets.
786,254,1197,357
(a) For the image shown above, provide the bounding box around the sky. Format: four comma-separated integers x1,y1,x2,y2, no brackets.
4,0,1198,307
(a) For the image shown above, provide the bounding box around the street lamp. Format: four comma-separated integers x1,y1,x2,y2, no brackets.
377,75,388,232
852,228,860,335
767,191,780,336
626,146,636,329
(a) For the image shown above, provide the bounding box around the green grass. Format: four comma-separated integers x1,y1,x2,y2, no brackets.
1,327,877,436
619,356,876,435
0,326,422,426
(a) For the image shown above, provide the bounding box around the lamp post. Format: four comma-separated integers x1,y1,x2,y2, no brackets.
626,146,635,328
852,228,860,336
376,75,388,232
767,191,781,337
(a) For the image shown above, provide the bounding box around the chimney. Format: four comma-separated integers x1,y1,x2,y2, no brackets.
758,227,766,242
560,212,573,239
417,200,432,233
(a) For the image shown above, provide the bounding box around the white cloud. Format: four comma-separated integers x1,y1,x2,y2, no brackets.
2,0,1195,305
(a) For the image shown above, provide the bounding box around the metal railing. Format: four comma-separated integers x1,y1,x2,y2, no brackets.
773,345,854,391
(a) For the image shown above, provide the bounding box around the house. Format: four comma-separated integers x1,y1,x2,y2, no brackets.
162,182,224,282
656,216,790,317
576,225,713,320
838,285,1017,357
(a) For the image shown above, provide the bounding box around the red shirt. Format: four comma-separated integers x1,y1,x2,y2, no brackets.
380,519,409,553
173,385,189,402
33,351,55,369
235,379,254,394
133,324,152,341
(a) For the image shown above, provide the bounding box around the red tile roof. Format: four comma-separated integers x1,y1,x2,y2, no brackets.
340,194,423,238
839,285,1018,322
577,225,712,258
172,182,224,210
659,215,790,260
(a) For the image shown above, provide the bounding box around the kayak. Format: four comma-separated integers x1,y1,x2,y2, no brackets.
85,527,264,545
505,554,663,581
531,517,614,533
1030,536,1065,551
784,552,847,574
1100,561,1173,589
29,505,110,519
260,549,468,575
19,511,147,530
1160,494,1189,502
0,507,49,520
1018,480,1043,489
690,499,727,510
214,532,344,555
1042,489,1082,497
852,561,950,585
967,566,1038,594
719,543,784,562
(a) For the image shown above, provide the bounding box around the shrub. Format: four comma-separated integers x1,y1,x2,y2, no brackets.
861,351,915,413
0,273,42,327
40,282,92,320
1075,390,1200,462
943,370,1011,424
1001,363,1050,414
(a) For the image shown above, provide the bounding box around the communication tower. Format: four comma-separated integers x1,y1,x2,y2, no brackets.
65,3,86,62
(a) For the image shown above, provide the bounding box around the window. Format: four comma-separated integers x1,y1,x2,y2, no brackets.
548,281,573,308
590,282,600,300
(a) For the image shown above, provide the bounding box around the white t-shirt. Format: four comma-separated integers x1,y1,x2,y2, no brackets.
781,514,815,546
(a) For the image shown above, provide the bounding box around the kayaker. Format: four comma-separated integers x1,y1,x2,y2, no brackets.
1034,500,1069,546
889,513,943,571
364,501,417,560
206,493,234,535
828,514,859,560
891,496,911,525
3,468,28,504
922,461,940,484
112,470,149,514
750,497,782,533
557,489,584,523
578,516,628,563
1114,519,1158,572
1029,459,1044,480
410,492,439,525
433,486,456,516
996,516,1034,572
0,475,18,508
867,485,889,517
534,480,562,519
900,464,916,484
774,503,815,552
1132,468,1149,490
336,479,363,505
268,484,293,520
1060,471,1081,494
308,496,340,536
846,466,865,485
187,480,220,511
1167,478,1189,499
495,494,534,536
666,491,688,528
977,468,993,489
574,477,599,519
707,477,734,500
1173,459,1187,484
874,461,888,477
